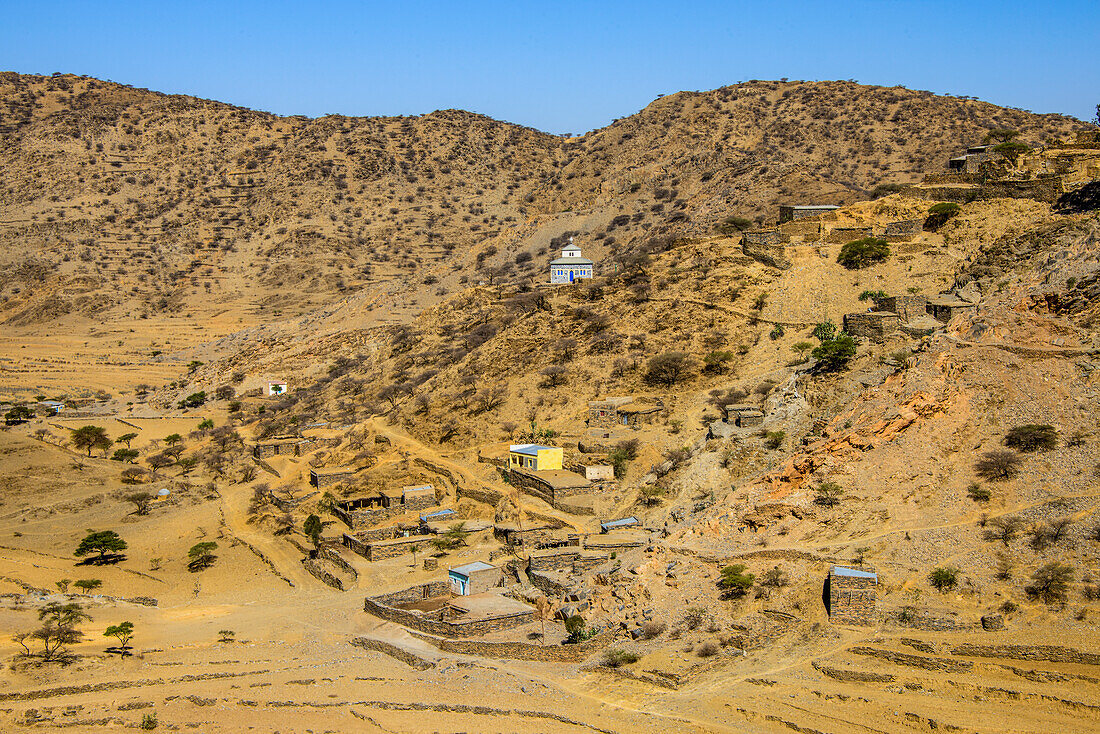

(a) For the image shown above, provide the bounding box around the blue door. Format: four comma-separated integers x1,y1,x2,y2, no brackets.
569,270,574,283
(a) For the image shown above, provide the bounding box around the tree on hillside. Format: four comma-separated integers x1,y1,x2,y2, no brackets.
75,530,127,563
811,334,857,372
814,481,844,507
303,514,323,547
26,602,90,661
1004,424,1057,453
983,516,1023,546
111,448,139,463
74,578,102,594
125,492,154,516
644,352,695,387
1027,562,1073,604
975,449,1022,480
719,564,755,599
117,432,138,449
5,405,35,425
71,426,111,457
146,453,173,478
540,365,567,388
104,620,135,651
837,238,890,269
187,541,218,571
164,433,182,446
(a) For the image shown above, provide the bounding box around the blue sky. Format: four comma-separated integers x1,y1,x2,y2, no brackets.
2,0,1096,134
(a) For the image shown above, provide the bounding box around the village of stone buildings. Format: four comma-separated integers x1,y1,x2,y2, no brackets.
3,127,1099,691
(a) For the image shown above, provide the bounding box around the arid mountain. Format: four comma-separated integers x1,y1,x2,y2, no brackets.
0,73,1087,329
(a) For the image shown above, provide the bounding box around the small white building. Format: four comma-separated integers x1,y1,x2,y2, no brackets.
266,380,287,397
549,238,594,284
448,561,501,596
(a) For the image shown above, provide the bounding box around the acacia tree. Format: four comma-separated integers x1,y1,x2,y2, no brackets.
75,530,127,563
74,578,102,594
644,352,695,387
188,541,218,571
104,620,135,651
31,602,90,661
117,433,138,449
125,492,154,516
71,426,111,457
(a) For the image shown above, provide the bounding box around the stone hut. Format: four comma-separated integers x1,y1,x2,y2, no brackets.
926,295,977,323
843,311,900,342
508,467,592,511
402,484,437,514
588,396,665,428
876,294,928,323
252,437,301,459
825,226,873,244
778,204,839,222
723,404,765,428
448,561,502,596
828,566,878,625
310,466,355,489
742,229,791,269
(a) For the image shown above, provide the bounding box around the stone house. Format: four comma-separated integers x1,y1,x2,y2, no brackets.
926,295,977,323
343,533,429,561
333,484,439,529
37,400,65,415
881,219,923,240
310,466,355,489
843,311,901,342
723,404,765,428
876,294,928,323
778,204,839,223
508,467,592,510
549,239,594,284
587,396,665,428
508,444,563,472
252,437,301,459
828,565,878,625
448,561,502,596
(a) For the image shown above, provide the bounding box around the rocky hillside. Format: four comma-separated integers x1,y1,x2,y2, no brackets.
0,73,1088,328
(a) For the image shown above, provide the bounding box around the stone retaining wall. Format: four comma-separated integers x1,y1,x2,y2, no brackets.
302,558,344,591
950,643,1100,666
349,636,435,670
742,230,791,269
407,628,618,662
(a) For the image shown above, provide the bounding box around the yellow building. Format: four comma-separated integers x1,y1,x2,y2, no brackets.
508,444,563,472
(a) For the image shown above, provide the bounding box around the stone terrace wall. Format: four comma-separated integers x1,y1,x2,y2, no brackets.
825,226,872,244
303,558,344,591
741,230,791,269
408,628,619,662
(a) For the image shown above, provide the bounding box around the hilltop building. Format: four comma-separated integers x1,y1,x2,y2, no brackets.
549,238,594,284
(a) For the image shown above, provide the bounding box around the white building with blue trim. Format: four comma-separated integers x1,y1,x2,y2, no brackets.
549,238,594,284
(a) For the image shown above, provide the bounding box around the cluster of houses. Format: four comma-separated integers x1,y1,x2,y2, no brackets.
843,290,979,343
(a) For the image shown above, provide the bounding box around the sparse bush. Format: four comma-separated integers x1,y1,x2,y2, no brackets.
814,481,844,508
683,607,707,630
641,620,667,639
924,202,960,231
763,431,785,450
1027,562,1073,604
984,516,1023,546
601,648,639,667
696,640,719,657
141,712,158,730
719,565,754,598
811,333,857,372
975,450,1022,480
967,483,991,502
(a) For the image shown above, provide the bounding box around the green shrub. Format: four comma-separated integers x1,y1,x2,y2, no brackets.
967,483,991,502
719,565,755,598
811,333,858,372
837,238,890,269
715,215,752,235
601,648,639,667
928,566,959,592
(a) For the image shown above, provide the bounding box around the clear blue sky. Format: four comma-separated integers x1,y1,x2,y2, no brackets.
2,0,1097,134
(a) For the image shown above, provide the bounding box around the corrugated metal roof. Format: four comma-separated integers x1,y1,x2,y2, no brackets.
831,565,877,580
449,561,496,576
509,444,556,455
420,509,455,521
601,517,639,529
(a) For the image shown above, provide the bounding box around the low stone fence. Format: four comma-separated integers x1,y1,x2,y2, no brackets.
349,637,435,670
407,628,619,662
741,230,791,269
303,558,344,591
319,545,357,579
271,490,317,512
